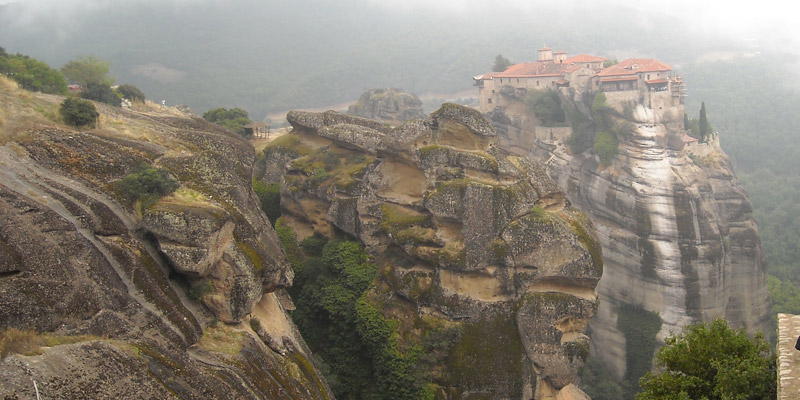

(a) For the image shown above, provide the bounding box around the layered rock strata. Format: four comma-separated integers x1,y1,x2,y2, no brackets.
492,96,771,381
263,104,603,399
0,83,332,399
347,87,426,124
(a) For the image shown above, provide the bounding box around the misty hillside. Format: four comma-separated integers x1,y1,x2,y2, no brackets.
1,0,740,119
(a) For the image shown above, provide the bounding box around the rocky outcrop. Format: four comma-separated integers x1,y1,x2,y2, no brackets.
0,82,332,399
492,93,771,383
347,88,425,124
265,104,602,399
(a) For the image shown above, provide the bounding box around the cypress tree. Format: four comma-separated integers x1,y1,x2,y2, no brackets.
699,102,708,142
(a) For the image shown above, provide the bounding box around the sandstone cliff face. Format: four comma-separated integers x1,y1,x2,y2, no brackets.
491,94,771,382
0,82,332,399
347,88,426,124
263,104,602,399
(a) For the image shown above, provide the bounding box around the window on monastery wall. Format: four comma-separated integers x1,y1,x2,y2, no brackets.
536,81,540,86
517,78,520,83
488,98,492,104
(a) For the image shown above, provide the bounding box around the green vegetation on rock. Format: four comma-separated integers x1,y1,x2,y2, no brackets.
60,55,113,87
252,179,281,226
593,131,619,166
0,48,67,94
202,107,252,137
525,88,565,126
59,97,99,128
113,164,179,209
637,319,775,400
81,81,120,106
116,84,146,103
617,303,661,399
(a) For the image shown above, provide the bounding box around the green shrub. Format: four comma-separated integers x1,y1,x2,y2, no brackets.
591,91,607,111
116,84,145,103
252,180,281,226
525,89,566,126
301,233,328,257
113,164,179,207
594,131,619,166
202,107,252,137
81,81,120,106
188,279,214,301
59,97,99,128
249,317,263,332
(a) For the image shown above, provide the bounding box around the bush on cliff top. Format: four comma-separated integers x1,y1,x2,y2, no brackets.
59,97,99,128
113,164,179,208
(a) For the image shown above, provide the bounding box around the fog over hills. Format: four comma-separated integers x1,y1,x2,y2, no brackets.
1,0,780,119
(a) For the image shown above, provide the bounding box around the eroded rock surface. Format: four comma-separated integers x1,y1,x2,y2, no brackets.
264,104,602,399
0,83,332,399
347,87,425,124
492,91,771,382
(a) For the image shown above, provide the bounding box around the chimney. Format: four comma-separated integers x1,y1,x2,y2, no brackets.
554,50,567,63
538,47,553,62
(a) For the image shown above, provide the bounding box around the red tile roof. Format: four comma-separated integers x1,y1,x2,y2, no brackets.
491,61,571,78
645,79,669,85
562,54,607,64
598,58,672,77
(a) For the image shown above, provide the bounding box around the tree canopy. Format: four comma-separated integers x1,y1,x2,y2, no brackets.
636,318,776,400
525,89,566,126
202,107,252,136
116,84,145,103
0,51,67,94
492,54,513,72
59,97,99,128
61,55,112,86
81,81,120,106
699,102,709,142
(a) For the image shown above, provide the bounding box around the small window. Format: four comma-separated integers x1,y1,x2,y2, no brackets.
536,81,540,86
517,78,520,83
488,98,492,104
492,90,495,93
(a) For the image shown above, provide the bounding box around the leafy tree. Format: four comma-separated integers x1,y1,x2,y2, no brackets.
60,55,113,86
81,81,120,106
202,107,252,136
0,51,67,94
525,89,565,126
252,180,281,226
591,91,607,112
116,84,145,103
699,102,708,142
637,318,776,400
492,54,513,72
594,131,618,166
59,97,99,128
113,164,179,208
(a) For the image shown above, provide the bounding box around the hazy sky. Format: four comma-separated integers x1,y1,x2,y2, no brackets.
2,0,799,47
